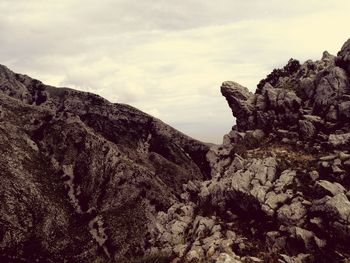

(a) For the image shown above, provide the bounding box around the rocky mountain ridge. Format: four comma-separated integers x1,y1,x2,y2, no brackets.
1,39,350,262
0,64,210,262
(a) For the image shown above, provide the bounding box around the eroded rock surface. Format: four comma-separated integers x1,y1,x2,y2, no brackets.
2,39,350,262
0,65,210,262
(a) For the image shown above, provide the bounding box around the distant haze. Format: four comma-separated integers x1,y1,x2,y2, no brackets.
0,0,349,143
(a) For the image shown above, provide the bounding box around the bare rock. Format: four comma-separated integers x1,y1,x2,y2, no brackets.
312,193,350,224
315,180,346,197
299,120,316,139
337,38,350,74
328,133,350,147
277,200,307,226
314,67,349,111
221,81,255,130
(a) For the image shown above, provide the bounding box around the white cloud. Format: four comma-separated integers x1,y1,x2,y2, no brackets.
0,0,349,143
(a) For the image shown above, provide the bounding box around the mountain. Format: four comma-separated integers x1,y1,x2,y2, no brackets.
0,64,210,262
1,39,350,262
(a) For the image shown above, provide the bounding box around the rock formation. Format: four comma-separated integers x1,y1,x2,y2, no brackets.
1,39,350,262
147,39,350,262
0,65,210,262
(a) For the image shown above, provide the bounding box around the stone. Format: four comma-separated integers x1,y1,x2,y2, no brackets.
265,192,290,210
314,67,349,110
314,236,327,249
292,227,315,249
312,193,350,223
216,253,242,263
302,114,323,124
326,105,338,121
319,154,337,161
274,170,296,193
310,217,323,228
315,180,346,196
255,94,266,111
329,133,350,147
299,120,316,139
322,51,336,62
337,38,350,74
221,81,255,129
308,171,319,181
279,253,312,263
186,249,200,262
230,154,245,171
245,129,265,146
339,151,350,161
339,101,350,119
277,201,307,226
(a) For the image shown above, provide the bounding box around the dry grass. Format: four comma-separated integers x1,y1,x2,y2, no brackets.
247,143,317,170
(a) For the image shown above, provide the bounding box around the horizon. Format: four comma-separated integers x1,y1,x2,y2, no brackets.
1,0,349,143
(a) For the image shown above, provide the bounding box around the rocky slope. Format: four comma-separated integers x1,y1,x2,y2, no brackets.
144,40,350,262
0,65,210,262
1,39,350,263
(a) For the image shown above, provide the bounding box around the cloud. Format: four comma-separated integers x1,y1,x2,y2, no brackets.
0,0,349,143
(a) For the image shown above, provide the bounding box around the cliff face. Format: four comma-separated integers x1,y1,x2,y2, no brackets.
0,65,210,262
1,39,350,263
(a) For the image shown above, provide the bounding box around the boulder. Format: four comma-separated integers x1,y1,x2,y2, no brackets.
299,120,316,139
312,193,350,223
315,180,346,197
328,133,350,147
314,67,349,111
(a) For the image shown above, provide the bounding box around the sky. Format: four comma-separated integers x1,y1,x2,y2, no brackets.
0,1,349,143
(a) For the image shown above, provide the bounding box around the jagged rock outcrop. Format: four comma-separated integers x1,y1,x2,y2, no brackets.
2,39,350,263
148,39,350,262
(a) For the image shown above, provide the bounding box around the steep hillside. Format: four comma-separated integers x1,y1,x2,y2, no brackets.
0,65,210,262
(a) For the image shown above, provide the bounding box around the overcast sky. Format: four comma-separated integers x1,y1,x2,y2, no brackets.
0,1,349,143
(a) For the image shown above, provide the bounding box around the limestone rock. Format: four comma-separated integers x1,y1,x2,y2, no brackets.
221,81,255,130
315,180,346,197
299,120,316,139
329,133,350,147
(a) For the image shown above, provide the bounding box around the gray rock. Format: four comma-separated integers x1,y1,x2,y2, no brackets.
274,170,296,193
339,151,350,161
277,201,307,226
339,101,350,119
265,192,290,211
325,105,338,121
322,51,336,63
255,94,266,110
303,114,323,124
308,171,319,181
314,67,349,110
221,81,255,129
291,227,315,249
245,129,265,146
315,180,346,196
312,193,350,223
299,120,316,139
266,231,287,252
303,82,316,102
328,133,350,147
279,253,312,263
